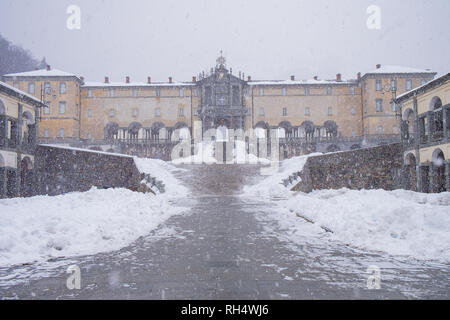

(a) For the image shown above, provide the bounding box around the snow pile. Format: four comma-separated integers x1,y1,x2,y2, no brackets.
282,188,450,262
0,188,186,267
133,157,188,197
243,153,321,198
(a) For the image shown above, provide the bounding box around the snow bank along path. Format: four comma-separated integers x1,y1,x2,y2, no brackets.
0,157,187,267
244,154,450,262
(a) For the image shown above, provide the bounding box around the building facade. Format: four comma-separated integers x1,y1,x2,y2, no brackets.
395,73,450,193
0,81,44,198
2,56,436,158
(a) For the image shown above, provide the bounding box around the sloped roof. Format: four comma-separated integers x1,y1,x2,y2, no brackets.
0,80,45,106
3,68,79,78
366,65,435,74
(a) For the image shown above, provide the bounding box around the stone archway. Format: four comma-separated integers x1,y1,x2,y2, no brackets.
20,156,33,197
404,153,417,191
128,122,142,141
432,148,446,192
104,122,119,141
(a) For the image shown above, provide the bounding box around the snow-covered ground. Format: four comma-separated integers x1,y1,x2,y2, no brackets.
243,153,321,198
0,158,188,267
244,155,450,262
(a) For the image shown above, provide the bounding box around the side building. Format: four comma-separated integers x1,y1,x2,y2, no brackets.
395,73,450,193
0,81,45,198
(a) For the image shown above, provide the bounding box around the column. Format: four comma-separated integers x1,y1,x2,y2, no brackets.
445,163,450,192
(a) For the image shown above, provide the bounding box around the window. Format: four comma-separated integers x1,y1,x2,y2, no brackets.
43,128,49,138
351,130,356,137
43,102,50,115
87,109,92,117
60,82,66,94
350,87,355,95
232,85,240,105
179,107,184,117
391,79,397,91
109,109,115,117
109,88,115,97
376,99,383,112
282,87,287,96
179,88,184,97
421,79,427,86
393,126,399,134
58,128,65,138
28,82,35,94
259,107,265,116
133,88,138,97
282,107,287,116
327,87,332,95
194,108,199,115
377,126,383,134
156,88,161,97
391,101,396,112
406,79,412,91
328,107,333,116
305,107,310,116
194,89,198,97
363,103,367,114
132,108,138,117
44,82,51,94
155,108,161,117
59,101,66,114
87,133,92,140
376,80,382,91
350,107,356,115
305,87,310,95
259,87,264,96
88,89,93,97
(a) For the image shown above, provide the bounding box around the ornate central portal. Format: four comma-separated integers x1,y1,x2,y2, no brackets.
198,54,247,134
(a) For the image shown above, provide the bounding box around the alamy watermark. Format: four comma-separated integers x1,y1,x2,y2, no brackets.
366,265,381,289
66,265,81,290
66,5,81,30
366,5,381,30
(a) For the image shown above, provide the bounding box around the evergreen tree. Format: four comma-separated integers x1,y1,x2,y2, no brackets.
0,33,39,76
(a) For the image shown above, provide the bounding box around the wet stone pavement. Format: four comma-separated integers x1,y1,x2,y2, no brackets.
0,164,449,299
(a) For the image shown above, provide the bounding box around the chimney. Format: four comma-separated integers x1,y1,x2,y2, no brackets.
192,76,196,82
230,68,232,74
147,76,151,84
336,73,342,82
290,75,295,81
46,65,51,71
247,76,251,82
104,76,109,84
168,77,172,83
376,64,381,69
80,76,85,84
125,76,130,83
313,76,318,81
357,72,361,80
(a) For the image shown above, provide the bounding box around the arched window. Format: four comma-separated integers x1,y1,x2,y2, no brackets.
430,96,443,139
431,148,446,192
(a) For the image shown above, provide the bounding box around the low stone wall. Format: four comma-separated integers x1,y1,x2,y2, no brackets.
292,143,403,193
35,145,144,196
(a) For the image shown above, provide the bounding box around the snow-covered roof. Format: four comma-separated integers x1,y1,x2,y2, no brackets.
394,72,450,103
0,80,45,106
82,81,195,88
3,68,79,78
366,65,435,75
248,79,357,86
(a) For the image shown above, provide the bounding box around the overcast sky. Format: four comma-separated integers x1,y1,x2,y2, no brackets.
1,0,449,82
